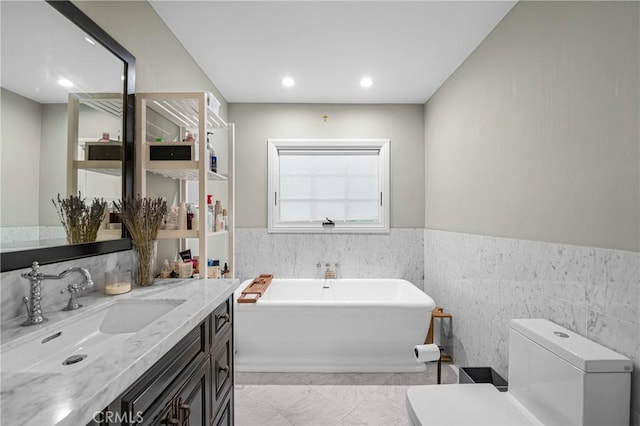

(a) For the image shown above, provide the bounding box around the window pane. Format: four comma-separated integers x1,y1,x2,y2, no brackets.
279,153,379,222
312,176,346,199
280,176,311,199
280,201,311,221
346,176,378,199
311,201,346,220
346,200,379,221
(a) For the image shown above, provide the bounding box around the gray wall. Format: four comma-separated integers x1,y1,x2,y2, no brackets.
424,1,639,252
1,88,41,227
229,103,425,228
39,104,67,226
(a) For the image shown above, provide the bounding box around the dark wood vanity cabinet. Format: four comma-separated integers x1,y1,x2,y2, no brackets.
89,297,233,426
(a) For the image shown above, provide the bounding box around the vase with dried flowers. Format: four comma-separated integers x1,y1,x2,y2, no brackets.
114,196,167,286
52,193,107,244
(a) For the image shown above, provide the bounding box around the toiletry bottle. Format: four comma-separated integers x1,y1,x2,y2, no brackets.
178,202,187,230
193,205,199,231
222,262,230,278
222,209,228,231
207,195,214,232
160,259,172,278
210,148,217,173
186,204,194,230
214,200,222,232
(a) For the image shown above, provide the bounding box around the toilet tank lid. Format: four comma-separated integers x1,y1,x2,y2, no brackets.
510,319,633,373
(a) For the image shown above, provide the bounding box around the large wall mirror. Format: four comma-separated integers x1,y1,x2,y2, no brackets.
1,0,135,272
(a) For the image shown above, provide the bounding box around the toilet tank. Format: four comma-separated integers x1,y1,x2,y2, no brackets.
508,319,632,426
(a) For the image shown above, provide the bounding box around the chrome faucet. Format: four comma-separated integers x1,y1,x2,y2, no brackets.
20,261,94,326
324,262,339,280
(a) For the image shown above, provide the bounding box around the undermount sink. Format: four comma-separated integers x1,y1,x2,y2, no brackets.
1,299,185,373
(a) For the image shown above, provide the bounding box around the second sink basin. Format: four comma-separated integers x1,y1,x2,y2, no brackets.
1,299,185,373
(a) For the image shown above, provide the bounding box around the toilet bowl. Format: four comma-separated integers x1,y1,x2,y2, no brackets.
406,319,632,426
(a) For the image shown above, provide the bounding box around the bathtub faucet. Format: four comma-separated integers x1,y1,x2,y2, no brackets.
324,262,339,280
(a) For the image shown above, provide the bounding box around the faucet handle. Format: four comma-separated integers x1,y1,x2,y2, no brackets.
61,284,84,311
60,284,79,295
335,262,340,268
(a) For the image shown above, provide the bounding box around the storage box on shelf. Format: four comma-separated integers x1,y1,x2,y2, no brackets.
136,92,235,279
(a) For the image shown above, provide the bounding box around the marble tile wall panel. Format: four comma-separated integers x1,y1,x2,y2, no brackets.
424,229,640,423
0,226,39,244
0,226,66,244
0,250,133,322
235,228,424,289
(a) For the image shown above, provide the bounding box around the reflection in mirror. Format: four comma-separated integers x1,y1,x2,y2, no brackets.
1,0,125,253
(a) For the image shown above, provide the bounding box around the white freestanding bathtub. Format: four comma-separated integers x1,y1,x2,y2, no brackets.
234,278,436,372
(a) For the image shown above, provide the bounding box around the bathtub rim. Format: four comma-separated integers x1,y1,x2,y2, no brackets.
235,277,434,307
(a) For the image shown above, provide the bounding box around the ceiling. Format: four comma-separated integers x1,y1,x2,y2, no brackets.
150,1,517,104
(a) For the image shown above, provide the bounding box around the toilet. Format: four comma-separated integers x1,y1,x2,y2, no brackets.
406,319,633,425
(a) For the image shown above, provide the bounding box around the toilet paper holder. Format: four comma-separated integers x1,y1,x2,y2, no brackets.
414,344,444,384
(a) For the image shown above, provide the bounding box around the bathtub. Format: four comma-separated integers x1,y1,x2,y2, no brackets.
234,278,436,372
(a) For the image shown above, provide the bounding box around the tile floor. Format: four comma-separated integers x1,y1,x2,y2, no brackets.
234,364,458,426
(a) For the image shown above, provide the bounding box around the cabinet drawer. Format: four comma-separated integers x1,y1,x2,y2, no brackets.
121,319,208,423
211,298,232,343
212,389,233,426
211,329,233,412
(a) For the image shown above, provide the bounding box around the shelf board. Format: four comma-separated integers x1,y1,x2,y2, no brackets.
157,229,199,239
74,160,122,176
207,230,228,237
156,229,228,239
144,160,228,181
142,93,227,130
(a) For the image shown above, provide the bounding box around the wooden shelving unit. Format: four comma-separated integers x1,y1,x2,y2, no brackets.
136,92,235,278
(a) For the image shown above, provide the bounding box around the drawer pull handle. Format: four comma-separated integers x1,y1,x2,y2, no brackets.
218,364,230,374
216,312,230,323
179,400,191,422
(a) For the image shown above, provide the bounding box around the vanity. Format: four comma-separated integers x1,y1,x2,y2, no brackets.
1,278,238,426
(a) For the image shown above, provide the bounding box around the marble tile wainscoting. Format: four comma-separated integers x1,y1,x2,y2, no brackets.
235,228,424,289
0,250,133,325
424,229,640,424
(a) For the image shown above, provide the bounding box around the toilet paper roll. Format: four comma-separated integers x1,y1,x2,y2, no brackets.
413,344,441,363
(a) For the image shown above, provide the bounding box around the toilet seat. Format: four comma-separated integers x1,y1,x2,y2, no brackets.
406,384,542,426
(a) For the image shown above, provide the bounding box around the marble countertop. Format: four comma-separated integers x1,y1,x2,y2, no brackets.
0,278,240,426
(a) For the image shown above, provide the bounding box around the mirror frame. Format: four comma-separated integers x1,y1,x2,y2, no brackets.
1,0,135,272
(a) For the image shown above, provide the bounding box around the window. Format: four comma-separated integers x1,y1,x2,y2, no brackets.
268,139,390,233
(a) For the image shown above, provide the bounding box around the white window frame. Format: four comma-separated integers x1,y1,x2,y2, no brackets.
267,138,390,233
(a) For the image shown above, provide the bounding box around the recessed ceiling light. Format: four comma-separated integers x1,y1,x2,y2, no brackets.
282,77,295,87
360,77,373,88
84,37,96,46
57,78,74,88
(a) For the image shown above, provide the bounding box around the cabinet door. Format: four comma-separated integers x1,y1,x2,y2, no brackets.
211,390,233,426
175,356,211,426
149,400,178,426
211,329,232,413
